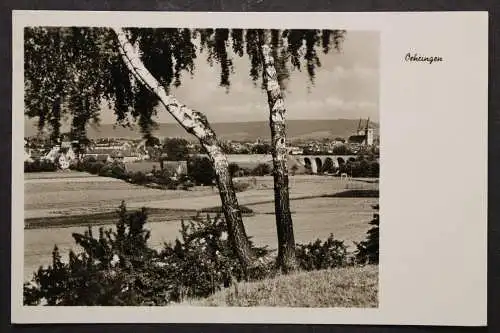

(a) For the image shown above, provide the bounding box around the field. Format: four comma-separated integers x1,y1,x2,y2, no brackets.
23,171,378,281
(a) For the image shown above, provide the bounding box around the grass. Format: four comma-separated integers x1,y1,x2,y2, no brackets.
184,265,378,308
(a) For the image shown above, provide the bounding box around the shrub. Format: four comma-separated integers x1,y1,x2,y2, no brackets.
129,171,148,185
187,156,215,186
339,159,379,178
236,167,252,177
23,203,270,306
99,162,127,180
87,161,105,175
228,163,240,177
233,182,250,193
295,234,349,271
159,215,271,300
355,205,379,264
23,203,167,306
251,163,271,176
24,159,58,172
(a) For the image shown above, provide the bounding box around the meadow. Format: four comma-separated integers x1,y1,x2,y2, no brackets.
23,171,378,281
185,265,378,307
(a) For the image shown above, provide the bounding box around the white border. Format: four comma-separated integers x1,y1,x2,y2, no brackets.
12,11,488,326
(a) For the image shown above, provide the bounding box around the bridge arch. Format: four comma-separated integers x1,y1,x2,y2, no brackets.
304,157,312,171
323,157,335,173
314,157,323,173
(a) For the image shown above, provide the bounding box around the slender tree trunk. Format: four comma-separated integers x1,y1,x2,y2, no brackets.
112,27,255,270
261,32,298,272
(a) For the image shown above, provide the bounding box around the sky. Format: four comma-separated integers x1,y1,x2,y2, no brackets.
98,30,380,124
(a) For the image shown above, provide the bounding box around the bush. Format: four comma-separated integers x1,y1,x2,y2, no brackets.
23,203,270,306
228,163,240,177
187,156,215,186
251,163,271,176
99,162,128,180
233,182,250,193
129,171,148,185
339,159,379,178
23,203,164,306
159,215,271,300
235,167,252,177
295,234,349,271
87,161,105,175
355,205,379,264
24,159,58,172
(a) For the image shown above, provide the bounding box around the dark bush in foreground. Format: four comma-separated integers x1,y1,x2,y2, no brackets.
23,202,378,306
355,205,379,264
23,203,269,306
295,234,349,271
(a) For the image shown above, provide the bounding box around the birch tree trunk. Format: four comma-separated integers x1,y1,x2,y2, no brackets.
261,33,298,272
112,27,255,270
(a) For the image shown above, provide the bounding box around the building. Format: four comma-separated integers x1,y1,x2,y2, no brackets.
348,118,375,146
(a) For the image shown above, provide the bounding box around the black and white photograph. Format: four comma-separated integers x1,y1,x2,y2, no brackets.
11,11,487,326
22,25,380,308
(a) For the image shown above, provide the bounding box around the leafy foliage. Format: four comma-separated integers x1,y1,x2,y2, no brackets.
228,162,240,177
23,203,270,306
251,163,271,176
23,201,378,306
24,159,58,172
295,234,349,271
161,138,190,161
98,161,128,180
25,27,345,141
355,205,379,264
187,156,216,186
339,159,379,178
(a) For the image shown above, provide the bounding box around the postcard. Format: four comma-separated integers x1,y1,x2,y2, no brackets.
12,10,487,326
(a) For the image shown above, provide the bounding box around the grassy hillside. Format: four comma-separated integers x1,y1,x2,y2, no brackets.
25,119,379,141
183,265,378,308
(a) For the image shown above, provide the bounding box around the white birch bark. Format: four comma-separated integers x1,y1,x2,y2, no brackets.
261,31,298,271
111,27,255,269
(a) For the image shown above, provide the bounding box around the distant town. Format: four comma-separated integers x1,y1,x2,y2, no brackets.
24,118,379,171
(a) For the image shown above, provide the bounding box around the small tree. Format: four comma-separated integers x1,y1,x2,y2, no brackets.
228,162,240,178
187,156,216,186
162,138,190,161
355,204,379,264
251,163,271,176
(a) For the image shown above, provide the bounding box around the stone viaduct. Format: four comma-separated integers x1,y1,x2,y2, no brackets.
292,155,358,174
